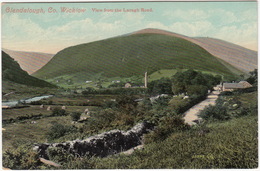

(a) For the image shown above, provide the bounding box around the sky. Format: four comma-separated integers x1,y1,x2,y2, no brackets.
1,1,258,53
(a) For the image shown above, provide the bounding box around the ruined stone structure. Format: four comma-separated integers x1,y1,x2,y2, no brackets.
33,122,153,159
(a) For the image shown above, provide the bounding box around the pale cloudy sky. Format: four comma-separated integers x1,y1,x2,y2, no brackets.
1,1,258,53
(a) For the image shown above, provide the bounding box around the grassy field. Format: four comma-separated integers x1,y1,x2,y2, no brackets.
2,105,98,151
148,69,225,81
2,80,57,101
2,105,93,120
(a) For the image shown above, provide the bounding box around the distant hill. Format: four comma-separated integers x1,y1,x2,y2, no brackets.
191,37,257,73
2,48,54,74
2,51,56,88
33,32,240,81
132,28,257,73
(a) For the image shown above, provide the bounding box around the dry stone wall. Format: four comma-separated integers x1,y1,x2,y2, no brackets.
33,122,153,159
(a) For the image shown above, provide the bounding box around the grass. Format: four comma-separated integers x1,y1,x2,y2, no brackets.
74,114,257,169
2,115,72,151
59,90,258,169
148,69,223,81
2,103,99,151
2,105,92,120
236,91,257,108
33,33,238,81
2,80,57,101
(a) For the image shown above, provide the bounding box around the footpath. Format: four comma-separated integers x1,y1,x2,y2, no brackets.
183,88,220,125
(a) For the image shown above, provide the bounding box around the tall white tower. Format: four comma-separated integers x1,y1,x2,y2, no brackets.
144,72,148,88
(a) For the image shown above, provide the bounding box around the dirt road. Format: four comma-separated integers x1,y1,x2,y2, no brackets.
183,89,220,125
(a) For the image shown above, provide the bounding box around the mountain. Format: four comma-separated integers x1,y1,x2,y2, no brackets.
132,28,257,73
2,51,56,88
2,48,54,74
33,29,245,81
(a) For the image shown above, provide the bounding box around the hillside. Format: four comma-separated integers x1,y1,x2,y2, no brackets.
2,48,54,74
192,37,257,73
2,51,56,88
132,28,257,73
33,33,239,81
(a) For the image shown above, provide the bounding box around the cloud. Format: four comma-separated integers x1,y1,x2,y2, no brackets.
2,5,257,53
169,21,213,37
163,9,209,21
213,22,257,50
145,21,169,30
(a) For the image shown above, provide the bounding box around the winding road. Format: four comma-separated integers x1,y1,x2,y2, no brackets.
183,88,220,125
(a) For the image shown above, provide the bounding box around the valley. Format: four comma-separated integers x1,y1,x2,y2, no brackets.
2,28,258,169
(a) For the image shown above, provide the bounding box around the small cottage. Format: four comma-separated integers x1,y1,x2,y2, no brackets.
222,81,252,91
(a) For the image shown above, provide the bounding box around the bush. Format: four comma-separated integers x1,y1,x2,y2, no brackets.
186,85,208,96
3,145,41,169
47,123,78,140
199,104,229,121
148,77,173,95
152,96,171,111
169,95,206,114
234,86,257,94
145,116,190,143
82,109,117,133
51,107,67,116
70,112,81,121
116,95,138,114
219,91,233,96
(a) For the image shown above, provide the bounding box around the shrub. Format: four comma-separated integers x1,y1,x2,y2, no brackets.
199,104,229,121
148,77,173,95
70,112,81,121
82,109,116,133
47,123,78,140
186,85,208,96
169,97,189,113
116,95,138,114
51,107,67,116
152,96,171,111
102,100,118,109
219,91,233,96
145,116,190,143
3,145,41,170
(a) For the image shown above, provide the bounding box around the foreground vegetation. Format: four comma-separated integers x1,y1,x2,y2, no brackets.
3,90,257,169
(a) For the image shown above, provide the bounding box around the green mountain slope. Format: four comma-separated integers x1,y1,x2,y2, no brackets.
132,28,257,73
2,48,54,75
33,33,238,80
2,51,56,88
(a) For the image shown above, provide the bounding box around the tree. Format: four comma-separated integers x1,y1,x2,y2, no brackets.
247,69,257,85
148,77,173,95
172,69,221,95
186,85,208,96
70,112,81,121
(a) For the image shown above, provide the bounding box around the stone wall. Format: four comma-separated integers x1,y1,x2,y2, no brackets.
33,122,153,159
